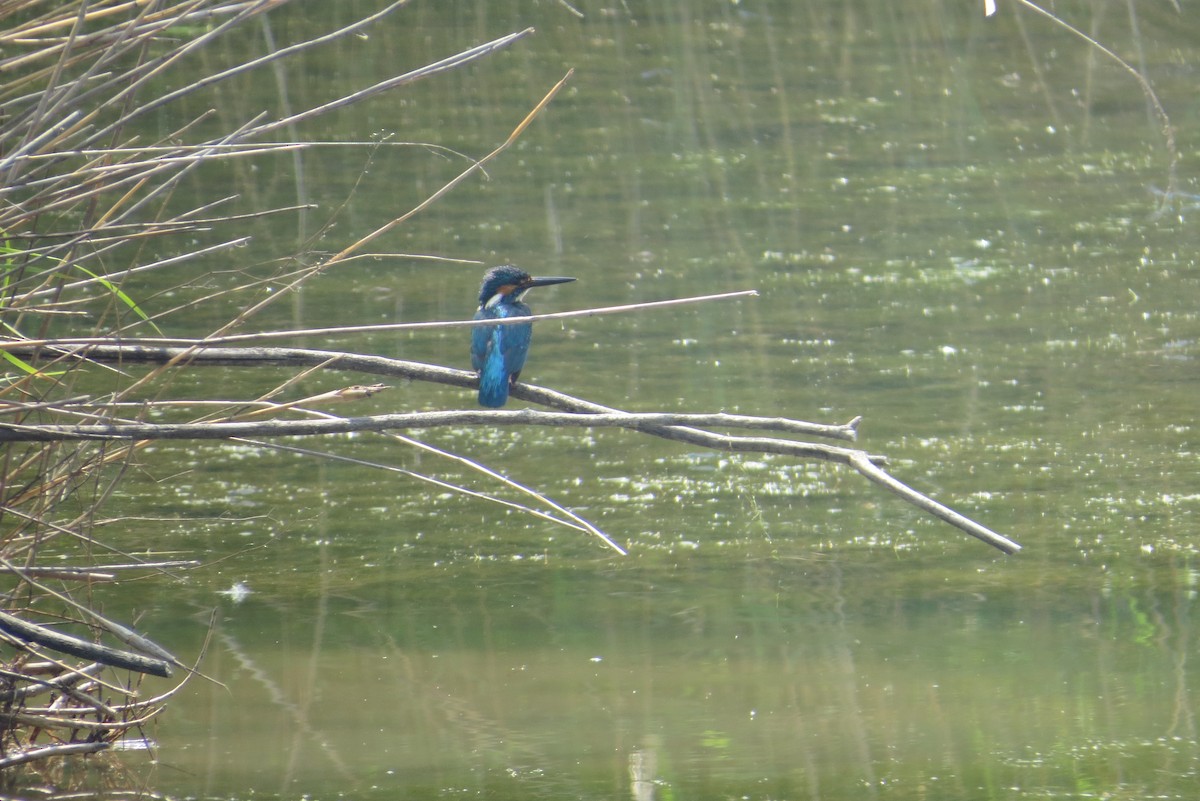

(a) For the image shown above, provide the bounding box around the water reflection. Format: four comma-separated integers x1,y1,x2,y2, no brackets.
143,549,1200,799
629,737,659,801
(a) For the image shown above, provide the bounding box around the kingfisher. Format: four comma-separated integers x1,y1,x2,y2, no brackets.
471,265,575,407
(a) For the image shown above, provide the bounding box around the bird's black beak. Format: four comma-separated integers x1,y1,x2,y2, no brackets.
522,275,576,289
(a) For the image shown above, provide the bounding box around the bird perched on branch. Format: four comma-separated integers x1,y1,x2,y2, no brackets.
471,265,575,408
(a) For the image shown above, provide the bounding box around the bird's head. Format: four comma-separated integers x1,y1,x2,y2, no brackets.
478,265,576,308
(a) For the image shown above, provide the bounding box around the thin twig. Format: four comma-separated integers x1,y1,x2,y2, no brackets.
0,290,759,349
107,290,761,345
1009,0,1177,204
320,58,564,264
246,438,626,554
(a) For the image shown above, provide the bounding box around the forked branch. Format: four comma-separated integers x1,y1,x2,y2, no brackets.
0,341,1022,554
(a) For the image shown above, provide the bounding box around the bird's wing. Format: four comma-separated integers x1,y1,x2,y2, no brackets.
499,320,533,379
470,313,492,372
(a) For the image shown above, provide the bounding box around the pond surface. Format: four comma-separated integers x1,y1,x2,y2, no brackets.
52,0,1200,798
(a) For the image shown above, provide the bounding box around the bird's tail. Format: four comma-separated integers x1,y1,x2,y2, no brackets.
478,360,510,407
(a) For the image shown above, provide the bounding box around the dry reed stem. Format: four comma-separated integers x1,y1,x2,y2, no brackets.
0,0,512,776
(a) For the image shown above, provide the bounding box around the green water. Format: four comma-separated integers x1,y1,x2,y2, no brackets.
37,0,1200,798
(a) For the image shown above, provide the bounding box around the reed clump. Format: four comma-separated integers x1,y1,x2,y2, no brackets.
0,0,418,778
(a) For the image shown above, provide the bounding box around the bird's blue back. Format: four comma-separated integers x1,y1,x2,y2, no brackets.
472,298,533,407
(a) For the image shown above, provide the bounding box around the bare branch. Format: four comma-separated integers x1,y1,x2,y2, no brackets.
0,610,172,678
0,408,865,449
847,452,1018,553
0,742,110,770
0,341,1021,553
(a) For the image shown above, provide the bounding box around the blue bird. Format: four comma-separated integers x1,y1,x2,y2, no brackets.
471,265,576,407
